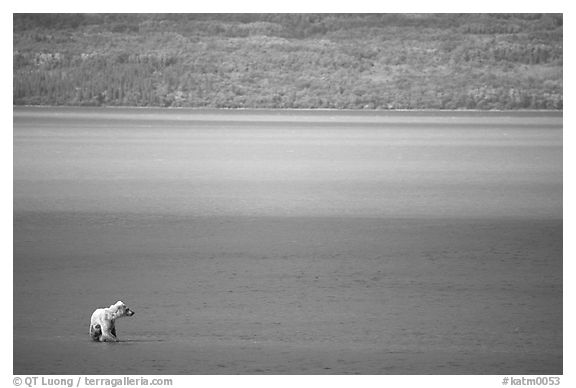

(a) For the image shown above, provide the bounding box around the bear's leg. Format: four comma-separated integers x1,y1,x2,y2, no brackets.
99,325,119,342
111,326,116,337
90,324,102,341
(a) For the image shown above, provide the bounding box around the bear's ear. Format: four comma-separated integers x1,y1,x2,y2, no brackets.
109,304,123,315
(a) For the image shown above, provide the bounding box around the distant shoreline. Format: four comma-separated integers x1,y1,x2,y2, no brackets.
13,105,563,114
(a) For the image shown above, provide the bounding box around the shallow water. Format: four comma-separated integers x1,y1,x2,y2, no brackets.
13,108,562,374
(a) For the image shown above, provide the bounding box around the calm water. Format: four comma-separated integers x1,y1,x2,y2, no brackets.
14,107,562,219
13,107,562,374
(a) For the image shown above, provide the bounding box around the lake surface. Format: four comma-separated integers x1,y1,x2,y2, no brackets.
13,107,562,374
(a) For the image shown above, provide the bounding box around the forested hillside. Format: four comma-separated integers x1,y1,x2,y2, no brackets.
13,14,563,110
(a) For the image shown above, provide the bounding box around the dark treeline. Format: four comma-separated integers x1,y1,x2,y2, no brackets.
13,13,562,110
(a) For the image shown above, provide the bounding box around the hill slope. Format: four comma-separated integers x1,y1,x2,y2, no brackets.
13,14,563,110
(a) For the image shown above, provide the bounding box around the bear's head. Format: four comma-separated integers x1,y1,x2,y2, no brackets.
110,301,135,319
